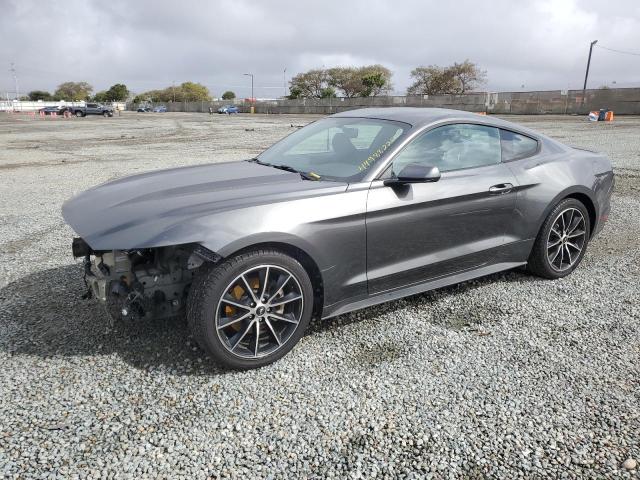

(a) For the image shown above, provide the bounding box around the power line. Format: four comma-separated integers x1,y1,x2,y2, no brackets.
596,44,640,57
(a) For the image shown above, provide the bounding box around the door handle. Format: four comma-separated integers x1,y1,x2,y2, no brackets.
489,183,513,194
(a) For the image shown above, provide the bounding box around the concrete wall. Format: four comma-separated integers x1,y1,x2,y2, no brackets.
129,88,640,115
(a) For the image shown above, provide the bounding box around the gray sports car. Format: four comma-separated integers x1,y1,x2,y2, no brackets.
63,108,614,369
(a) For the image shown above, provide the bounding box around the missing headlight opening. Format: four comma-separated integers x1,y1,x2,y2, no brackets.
78,242,219,322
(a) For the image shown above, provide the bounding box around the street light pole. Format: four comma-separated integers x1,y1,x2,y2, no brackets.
243,73,254,113
243,73,254,101
582,40,598,106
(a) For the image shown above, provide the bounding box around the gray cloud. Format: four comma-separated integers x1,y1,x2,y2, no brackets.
1,0,638,99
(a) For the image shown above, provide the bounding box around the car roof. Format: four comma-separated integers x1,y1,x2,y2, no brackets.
330,107,543,137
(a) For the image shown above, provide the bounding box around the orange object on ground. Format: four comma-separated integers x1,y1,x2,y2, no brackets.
605,111,614,121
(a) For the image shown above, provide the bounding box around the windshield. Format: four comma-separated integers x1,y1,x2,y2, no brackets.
257,117,410,182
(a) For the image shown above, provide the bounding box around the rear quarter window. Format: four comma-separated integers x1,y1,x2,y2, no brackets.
500,129,538,161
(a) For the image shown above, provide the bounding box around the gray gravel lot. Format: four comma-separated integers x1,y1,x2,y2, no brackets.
0,111,638,479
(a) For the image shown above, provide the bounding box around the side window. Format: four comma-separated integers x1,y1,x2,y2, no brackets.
391,123,501,175
500,129,538,161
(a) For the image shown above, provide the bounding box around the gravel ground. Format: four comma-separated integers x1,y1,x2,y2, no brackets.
0,112,638,479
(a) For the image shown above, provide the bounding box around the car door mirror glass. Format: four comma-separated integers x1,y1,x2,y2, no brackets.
384,164,441,186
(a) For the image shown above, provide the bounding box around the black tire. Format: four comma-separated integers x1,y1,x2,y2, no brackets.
103,111,109,117
527,198,591,279
75,110,84,117
186,249,314,369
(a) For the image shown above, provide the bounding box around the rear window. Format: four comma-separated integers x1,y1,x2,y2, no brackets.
500,129,538,161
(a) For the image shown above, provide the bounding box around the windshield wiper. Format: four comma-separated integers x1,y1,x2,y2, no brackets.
247,158,320,181
272,164,321,181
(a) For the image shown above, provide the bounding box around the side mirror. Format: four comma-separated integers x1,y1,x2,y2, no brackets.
384,164,441,186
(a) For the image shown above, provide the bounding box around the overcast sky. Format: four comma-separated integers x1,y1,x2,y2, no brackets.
1,0,639,99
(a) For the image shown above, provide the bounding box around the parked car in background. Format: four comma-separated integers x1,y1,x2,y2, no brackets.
218,105,239,114
137,106,152,113
71,103,114,118
62,108,614,369
38,106,66,115
153,105,167,113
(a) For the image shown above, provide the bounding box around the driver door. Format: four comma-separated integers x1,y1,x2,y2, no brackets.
365,123,518,294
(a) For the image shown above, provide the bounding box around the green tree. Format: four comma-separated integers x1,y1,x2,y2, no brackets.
93,91,108,102
407,61,486,95
327,67,362,98
407,66,457,95
448,60,486,94
320,87,337,98
221,90,236,100
145,89,167,102
53,81,93,101
178,82,212,101
132,82,212,103
289,69,329,98
104,83,130,101
359,65,393,97
28,90,52,101
288,86,303,99
293,65,393,98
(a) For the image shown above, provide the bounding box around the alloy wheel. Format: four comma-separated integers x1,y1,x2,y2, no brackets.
546,207,587,271
215,265,304,359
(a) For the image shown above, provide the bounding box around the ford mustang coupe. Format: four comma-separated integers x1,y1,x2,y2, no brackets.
63,108,614,369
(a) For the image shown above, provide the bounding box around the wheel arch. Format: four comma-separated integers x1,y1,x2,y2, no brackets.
535,186,598,238
563,192,596,236
220,241,325,318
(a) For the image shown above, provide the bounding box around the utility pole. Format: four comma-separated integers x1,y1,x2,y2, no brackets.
283,68,287,98
10,63,19,100
172,80,176,102
582,40,598,106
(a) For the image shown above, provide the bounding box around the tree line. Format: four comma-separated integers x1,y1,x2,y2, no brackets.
131,82,214,103
23,81,217,103
22,60,485,103
289,65,393,99
25,82,130,102
289,60,485,99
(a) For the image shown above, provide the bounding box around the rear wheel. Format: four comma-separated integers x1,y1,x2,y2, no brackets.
75,110,84,117
528,198,591,279
187,249,313,369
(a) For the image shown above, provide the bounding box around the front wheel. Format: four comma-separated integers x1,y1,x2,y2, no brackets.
75,110,84,117
187,249,314,369
528,198,591,279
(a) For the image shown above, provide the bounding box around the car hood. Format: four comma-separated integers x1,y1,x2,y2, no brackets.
62,161,347,250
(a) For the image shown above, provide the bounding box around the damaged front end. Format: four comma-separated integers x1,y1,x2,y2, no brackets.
74,239,221,321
